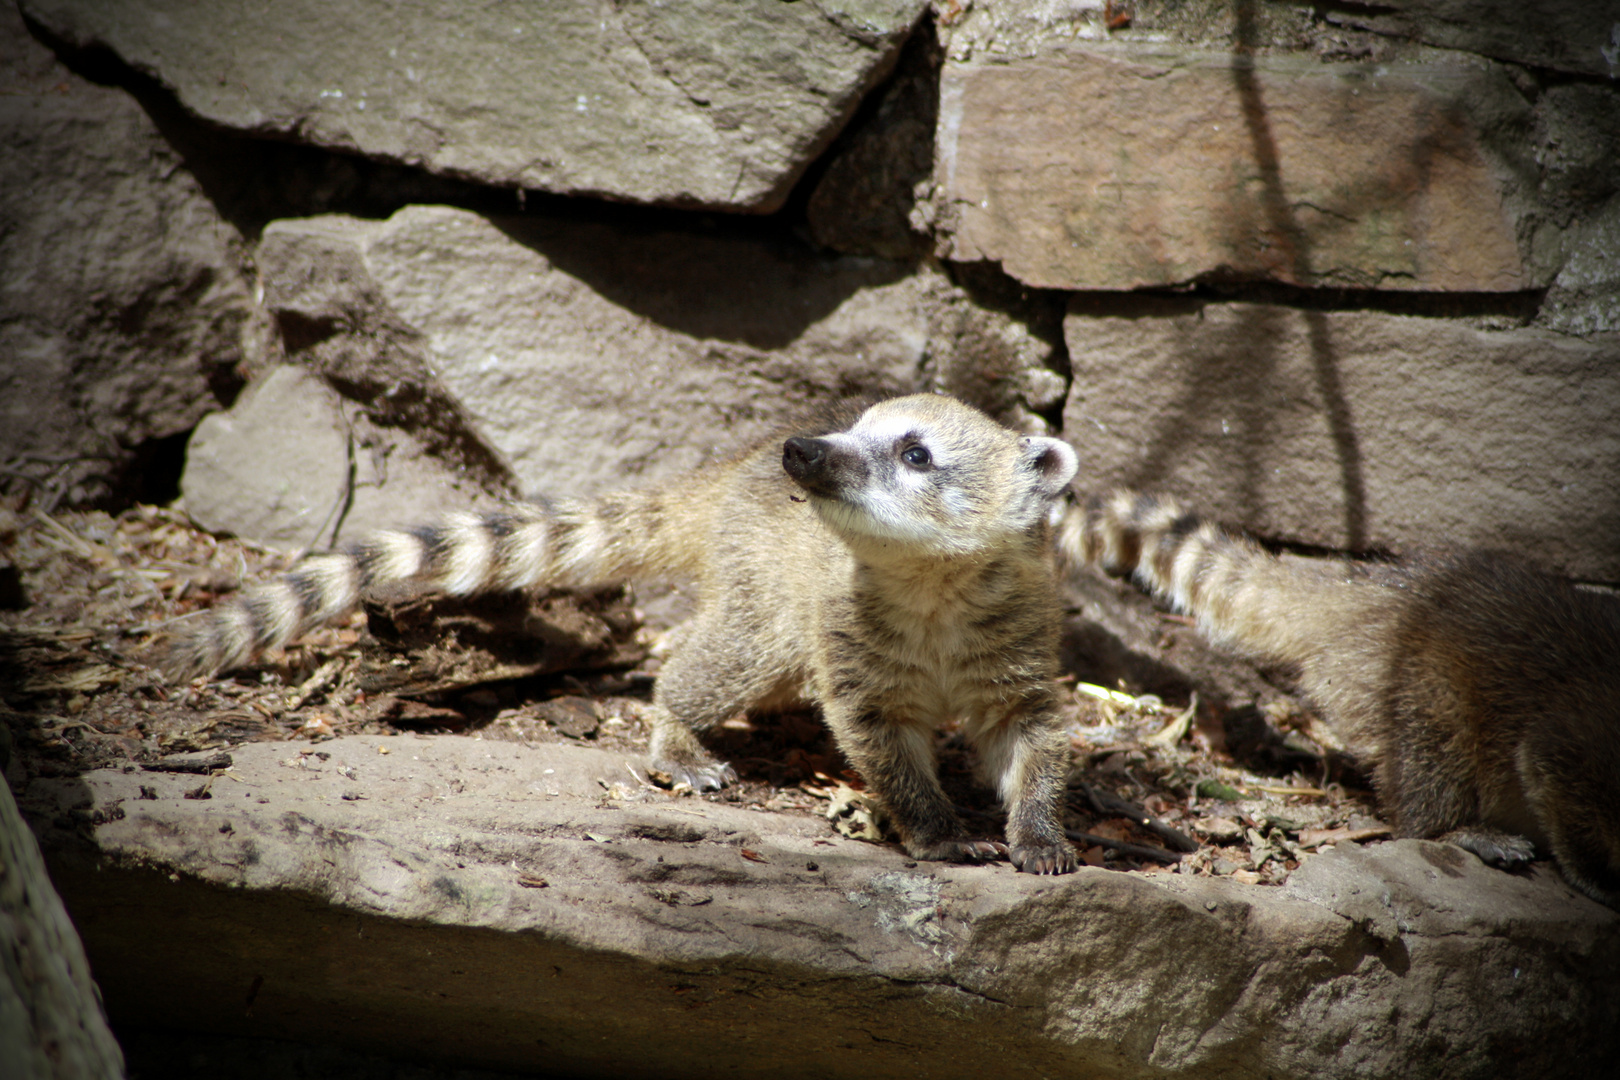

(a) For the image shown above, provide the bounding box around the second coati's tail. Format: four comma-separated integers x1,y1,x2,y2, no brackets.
161,489,708,681
1052,489,1379,670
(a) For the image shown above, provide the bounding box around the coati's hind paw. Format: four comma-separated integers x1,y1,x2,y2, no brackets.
664,760,738,792
1010,842,1079,875
1442,827,1537,868
911,838,1010,864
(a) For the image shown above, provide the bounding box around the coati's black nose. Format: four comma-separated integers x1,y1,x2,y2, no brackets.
782,437,828,482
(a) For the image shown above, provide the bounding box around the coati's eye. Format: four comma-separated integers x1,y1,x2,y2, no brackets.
900,445,931,469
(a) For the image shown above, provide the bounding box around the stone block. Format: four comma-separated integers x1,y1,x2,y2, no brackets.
20,0,927,212
937,44,1538,291
1063,300,1620,580
1,778,124,1080
1542,195,1620,336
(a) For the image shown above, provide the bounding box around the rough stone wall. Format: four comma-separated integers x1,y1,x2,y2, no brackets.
2,0,1619,1075
6,0,1614,579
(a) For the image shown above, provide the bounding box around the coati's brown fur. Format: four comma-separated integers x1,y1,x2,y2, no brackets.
164,394,1081,874
1057,489,1620,907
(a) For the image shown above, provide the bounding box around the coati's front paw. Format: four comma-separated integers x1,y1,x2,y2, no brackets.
1010,842,1078,875
662,759,738,792
910,838,1010,864
1441,827,1537,868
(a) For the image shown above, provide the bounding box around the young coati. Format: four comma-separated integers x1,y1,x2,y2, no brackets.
1056,489,1620,907
164,394,1081,874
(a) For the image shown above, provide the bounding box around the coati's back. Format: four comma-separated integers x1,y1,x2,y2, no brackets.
1057,489,1620,908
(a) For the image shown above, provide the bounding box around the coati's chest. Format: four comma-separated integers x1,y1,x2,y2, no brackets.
809,565,1059,725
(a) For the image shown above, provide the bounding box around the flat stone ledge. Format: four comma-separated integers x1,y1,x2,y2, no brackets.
24,735,1619,1079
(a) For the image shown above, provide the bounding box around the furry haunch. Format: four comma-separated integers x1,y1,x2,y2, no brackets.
1058,489,1620,907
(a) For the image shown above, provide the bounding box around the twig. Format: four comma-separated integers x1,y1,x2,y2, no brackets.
1075,781,1199,853
1064,829,1182,864
141,752,234,774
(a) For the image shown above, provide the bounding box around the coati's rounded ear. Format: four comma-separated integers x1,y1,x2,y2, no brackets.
1020,436,1079,497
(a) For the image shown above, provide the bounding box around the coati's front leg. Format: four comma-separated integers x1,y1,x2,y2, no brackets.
824,703,1008,865
972,695,1078,875
646,700,738,792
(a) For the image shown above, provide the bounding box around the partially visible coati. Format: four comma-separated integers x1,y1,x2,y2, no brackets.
1057,489,1620,907
163,394,1081,874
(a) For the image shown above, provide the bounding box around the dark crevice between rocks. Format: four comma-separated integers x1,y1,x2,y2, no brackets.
939,260,1075,430
118,1029,519,1080
1068,282,1548,327
795,16,941,263
113,430,189,511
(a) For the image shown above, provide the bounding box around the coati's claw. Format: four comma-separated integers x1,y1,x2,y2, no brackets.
668,761,737,792
1443,828,1537,868
1011,842,1079,875
912,839,1010,864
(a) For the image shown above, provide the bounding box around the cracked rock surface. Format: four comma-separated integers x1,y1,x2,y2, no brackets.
20,0,927,211
24,735,1619,1079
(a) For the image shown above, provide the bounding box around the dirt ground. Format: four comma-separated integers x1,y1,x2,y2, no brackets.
0,497,1391,883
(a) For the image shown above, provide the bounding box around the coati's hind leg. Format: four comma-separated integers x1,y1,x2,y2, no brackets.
644,613,789,791
1381,721,1536,868
1519,733,1620,908
826,704,1006,864
972,701,1078,875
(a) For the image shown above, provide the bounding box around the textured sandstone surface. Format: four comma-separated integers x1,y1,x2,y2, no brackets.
24,735,1619,1080
937,44,1537,291
1063,300,1620,580
19,0,927,212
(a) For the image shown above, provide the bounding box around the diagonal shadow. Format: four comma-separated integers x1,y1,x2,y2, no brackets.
1101,0,1401,551
1228,0,1366,550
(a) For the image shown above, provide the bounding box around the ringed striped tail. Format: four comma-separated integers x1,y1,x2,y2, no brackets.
161,499,638,680
1055,488,1269,635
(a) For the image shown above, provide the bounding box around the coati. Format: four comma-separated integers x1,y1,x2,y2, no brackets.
1057,489,1620,907
164,394,1081,874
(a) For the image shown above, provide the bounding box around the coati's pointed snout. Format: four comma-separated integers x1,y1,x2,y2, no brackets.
782,436,826,479
784,435,855,497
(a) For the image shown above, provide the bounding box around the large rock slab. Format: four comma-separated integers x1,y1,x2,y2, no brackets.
0,5,264,507
241,206,927,513
24,734,1619,1079
1063,300,1620,581
20,0,927,213
936,44,1539,291
1325,0,1620,79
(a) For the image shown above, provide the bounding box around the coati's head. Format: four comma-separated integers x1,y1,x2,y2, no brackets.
782,394,1078,557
